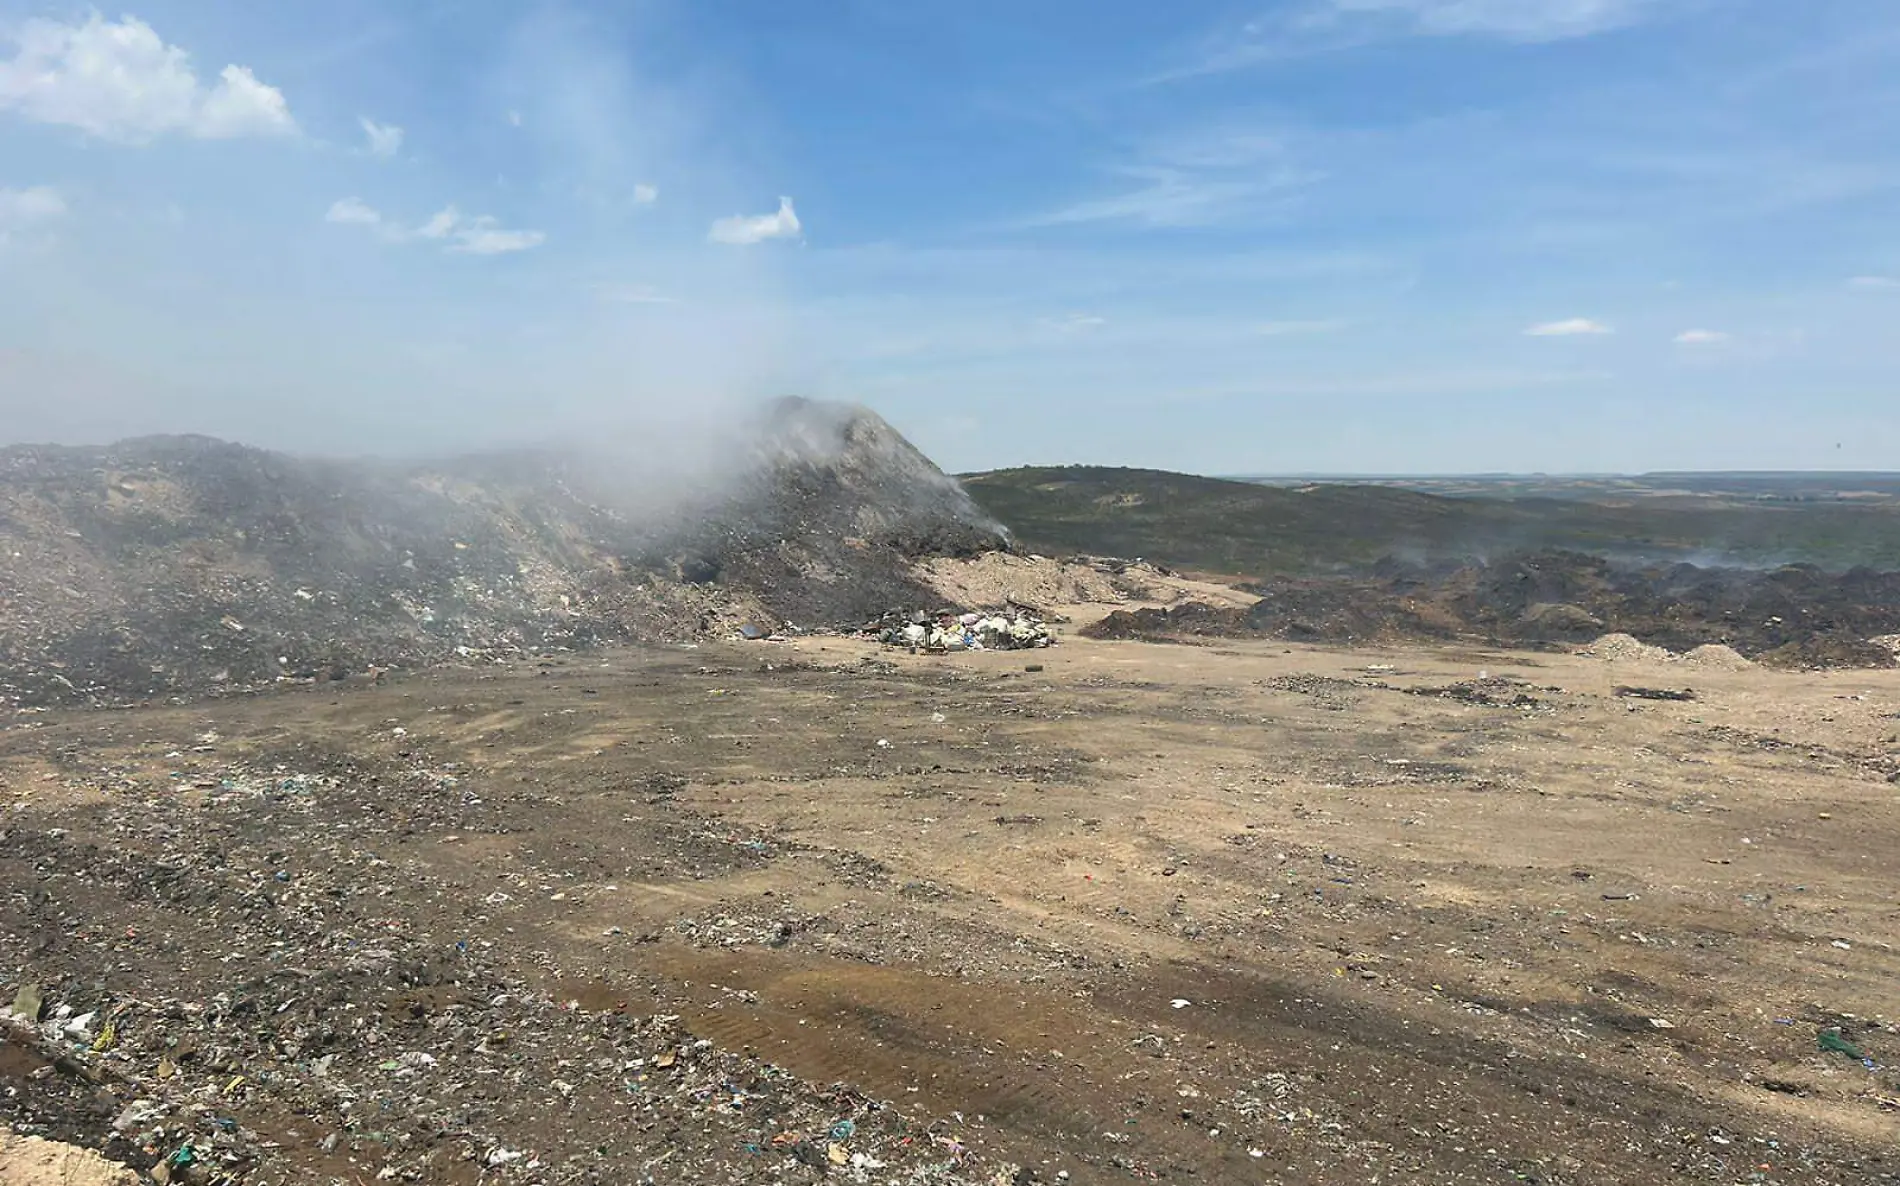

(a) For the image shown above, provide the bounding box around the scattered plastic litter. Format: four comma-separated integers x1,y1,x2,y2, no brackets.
1817,1027,1875,1069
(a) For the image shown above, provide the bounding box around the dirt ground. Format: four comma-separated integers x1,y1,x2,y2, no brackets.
0,1132,138,1185
2,618,1897,1184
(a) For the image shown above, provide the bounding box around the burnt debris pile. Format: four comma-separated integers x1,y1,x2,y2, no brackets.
1086,549,1900,667
0,398,1009,704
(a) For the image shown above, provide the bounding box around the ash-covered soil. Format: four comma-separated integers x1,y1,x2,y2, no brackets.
0,399,1005,708
3,631,1896,1183
1086,550,1900,667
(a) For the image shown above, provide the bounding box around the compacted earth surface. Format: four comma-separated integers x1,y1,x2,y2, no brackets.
3,621,1897,1184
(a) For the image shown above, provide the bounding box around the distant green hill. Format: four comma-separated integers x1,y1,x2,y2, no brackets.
959,466,1900,576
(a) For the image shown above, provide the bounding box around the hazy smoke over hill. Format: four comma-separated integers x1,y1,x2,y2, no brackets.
0,399,1007,706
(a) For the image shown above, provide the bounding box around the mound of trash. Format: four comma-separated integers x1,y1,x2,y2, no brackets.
865,608,1056,652
0,398,1009,704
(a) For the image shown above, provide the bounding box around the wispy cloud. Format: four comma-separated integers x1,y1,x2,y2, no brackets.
0,14,294,141
0,185,65,224
1673,328,1729,344
446,218,546,255
418,206,460,240
1321,0,1663,42
325,199,545,254
708,196,801,245
1032,166,1320,229
1255,318,1348,336
0,184,65,247
1160,0,1668,80
632,183,658,204
1526,317,1613,336
324,197,383,228
1031,126,1323,229
1848,275,1900,290
360,117,403,158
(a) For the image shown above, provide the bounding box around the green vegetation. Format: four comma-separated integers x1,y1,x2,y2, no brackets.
960,466,1900,576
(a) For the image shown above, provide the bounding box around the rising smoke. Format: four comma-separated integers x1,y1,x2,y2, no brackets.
0,2,819,492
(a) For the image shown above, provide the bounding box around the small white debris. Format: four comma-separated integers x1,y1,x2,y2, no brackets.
1171,998,1191,1010
1648,1018,1676,1029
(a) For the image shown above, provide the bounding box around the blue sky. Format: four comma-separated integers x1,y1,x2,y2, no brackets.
1,1,1896,474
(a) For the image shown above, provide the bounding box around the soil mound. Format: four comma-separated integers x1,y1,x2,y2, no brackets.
913,553,1137,612
0,398,1007,704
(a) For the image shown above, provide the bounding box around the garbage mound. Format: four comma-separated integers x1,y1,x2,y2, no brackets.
0,398,1009,705
866,608,1056,652
1083,550,1900,667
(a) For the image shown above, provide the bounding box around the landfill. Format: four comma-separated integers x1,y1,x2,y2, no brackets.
0,714,1031,1185
0,399,1009,708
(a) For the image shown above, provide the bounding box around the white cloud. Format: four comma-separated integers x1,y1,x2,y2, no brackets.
1321,0,1659,42
507,110,523,127
0,14,294,141
0,185,65,224
633,183,658,204
325,197,383,227
418,206,461,240
1674,329,1730,344
194,65,292,139
1045,313,1107,332
708,196,801,245
327,200,544,255
361,117,403,158
1848,275,1900,290
0,185,65,246
448,218,546,255
1526,317,1613,336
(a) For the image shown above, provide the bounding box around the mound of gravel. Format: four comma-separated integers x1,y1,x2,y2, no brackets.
1580,633,1676,662
1678,643,1754,671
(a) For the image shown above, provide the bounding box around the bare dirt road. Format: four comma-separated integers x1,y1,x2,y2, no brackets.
2,625,1896,1183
